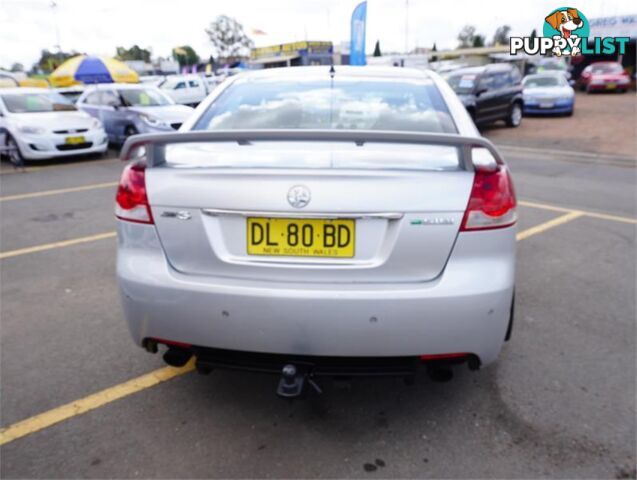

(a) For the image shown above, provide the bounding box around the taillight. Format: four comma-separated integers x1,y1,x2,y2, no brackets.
460,165,517,231
115,163,154,224
151,337,192,349
420,353,468,361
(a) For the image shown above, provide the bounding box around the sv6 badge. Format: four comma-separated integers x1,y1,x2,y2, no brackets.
161,211,192,220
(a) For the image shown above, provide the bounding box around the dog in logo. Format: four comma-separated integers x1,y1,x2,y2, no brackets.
545,8,584,56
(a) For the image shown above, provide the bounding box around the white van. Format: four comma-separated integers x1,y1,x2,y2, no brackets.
159,74,207,106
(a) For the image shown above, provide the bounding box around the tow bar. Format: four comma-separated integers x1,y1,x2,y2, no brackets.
276,364,323,398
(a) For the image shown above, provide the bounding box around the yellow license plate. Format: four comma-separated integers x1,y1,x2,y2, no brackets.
247,217,355,258
65,136,85,145
606,83,617,89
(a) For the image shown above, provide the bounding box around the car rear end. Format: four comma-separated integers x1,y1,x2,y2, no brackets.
582,63,631,92
115,67,516,383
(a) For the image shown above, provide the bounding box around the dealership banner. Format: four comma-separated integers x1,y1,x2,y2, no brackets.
350,1,367,65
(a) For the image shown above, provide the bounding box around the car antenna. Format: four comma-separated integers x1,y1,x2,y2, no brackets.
329,64,335,129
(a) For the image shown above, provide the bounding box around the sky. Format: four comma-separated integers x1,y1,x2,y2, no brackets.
0,0,632,69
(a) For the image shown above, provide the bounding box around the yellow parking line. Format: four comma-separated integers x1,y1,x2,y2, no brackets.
0,157,119,175
583,211,637,225
0,232,116,260
519,200,636,225
0,215,589,446
516,211,585,241
0,182,117,202
518,200,578,214
0,165,48,175
0,359,195,446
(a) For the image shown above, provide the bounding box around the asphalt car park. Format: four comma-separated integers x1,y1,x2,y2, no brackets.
485,90,635,158
0,93,635,479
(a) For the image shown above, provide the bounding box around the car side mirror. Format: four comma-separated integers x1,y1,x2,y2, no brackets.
476,88,488,97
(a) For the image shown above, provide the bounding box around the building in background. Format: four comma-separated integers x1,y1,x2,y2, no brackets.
571,14,637,81
367,53,430,69
124,59,179,76
123,60,152,75
249,41,333,69
334,41,350,65
156,58,180,75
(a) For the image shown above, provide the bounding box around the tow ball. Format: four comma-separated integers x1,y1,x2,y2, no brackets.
276,364,322,398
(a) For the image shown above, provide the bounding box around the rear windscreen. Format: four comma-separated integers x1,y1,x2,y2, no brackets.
193,77,457,134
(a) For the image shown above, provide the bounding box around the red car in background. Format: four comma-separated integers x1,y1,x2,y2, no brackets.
577,62,630,93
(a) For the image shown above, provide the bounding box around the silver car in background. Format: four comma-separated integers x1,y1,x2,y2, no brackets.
116,67,517,396
77,84,194,144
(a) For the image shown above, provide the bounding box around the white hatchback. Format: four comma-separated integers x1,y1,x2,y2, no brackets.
0,88,108,163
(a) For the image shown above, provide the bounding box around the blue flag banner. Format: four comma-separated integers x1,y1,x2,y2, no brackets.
350,1,367,65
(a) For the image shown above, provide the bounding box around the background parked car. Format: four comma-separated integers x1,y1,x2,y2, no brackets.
0,70,20,88
522,73,575,116
76,84,194,144
577,62,630,93
446,63,524,128
159,74,208,106
0,87,107,163
203,73,225,92
55,85,86,104
532,58,573,85
139,75,166,86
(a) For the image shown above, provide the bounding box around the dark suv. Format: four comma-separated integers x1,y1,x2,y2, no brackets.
445,64,524,128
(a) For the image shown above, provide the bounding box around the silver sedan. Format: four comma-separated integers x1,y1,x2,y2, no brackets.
115,66,517,395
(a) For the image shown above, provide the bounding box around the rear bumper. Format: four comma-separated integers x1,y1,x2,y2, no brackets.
117,222,516,366
191,346,459,377
586,83,628,91
523,100,574,114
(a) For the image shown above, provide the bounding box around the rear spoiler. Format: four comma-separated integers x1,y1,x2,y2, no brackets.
119,130,505,169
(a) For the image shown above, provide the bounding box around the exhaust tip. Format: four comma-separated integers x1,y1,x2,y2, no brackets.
163,348,192,367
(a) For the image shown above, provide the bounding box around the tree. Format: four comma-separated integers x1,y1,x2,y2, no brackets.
115,45,151,63
33,49,78,73
492,25,512,46
457,25,476,48
373,40,382,57
172,45,200,67
472,35,485,48
10,62,24,72
205,15,253,62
